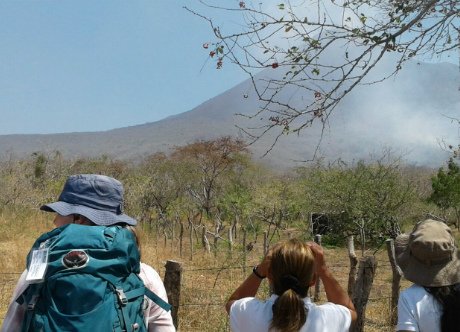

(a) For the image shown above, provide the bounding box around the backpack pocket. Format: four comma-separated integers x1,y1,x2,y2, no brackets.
33,296,121,331
32,273,122,331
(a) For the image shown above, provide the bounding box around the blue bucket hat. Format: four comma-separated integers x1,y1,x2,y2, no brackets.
40,174,137,226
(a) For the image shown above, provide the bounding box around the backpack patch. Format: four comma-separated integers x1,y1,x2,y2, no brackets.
62,250,89,268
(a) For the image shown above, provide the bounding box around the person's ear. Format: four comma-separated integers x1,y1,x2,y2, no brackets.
309,273,317,287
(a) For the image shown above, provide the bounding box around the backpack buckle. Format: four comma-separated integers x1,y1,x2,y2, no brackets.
27,294,39,311
116,289,128,305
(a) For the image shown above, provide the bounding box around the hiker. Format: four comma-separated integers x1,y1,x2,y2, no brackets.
226,239,357,332
395,219,460,332
1,174,175,332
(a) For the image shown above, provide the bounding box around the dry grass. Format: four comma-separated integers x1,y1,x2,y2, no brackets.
1,214,445,331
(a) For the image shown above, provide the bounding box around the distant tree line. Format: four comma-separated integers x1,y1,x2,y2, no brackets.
0,136,458,251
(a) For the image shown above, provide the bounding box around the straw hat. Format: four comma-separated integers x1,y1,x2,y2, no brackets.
395,219,460,287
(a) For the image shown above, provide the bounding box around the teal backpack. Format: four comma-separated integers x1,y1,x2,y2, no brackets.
17,224,171,332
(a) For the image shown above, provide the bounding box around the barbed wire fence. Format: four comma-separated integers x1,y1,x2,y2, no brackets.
0,237,402,332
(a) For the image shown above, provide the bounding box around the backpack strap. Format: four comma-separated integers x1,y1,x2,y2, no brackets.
115,288,133,331
120,285,172,311
24,293,40,332
105,272,172,313
144,288,172,312
115,286,171,331
16,284,42,332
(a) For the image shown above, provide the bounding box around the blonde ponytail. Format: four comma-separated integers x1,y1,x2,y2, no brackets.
269,239,315,332
271,289,307,332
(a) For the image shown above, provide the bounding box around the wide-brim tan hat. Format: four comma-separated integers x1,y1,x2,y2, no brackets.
395,219,460,287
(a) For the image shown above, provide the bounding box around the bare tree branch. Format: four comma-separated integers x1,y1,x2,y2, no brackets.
186,0,459,148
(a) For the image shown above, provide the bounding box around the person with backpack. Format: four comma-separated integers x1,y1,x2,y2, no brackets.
1,174,175,332
226,239,357,332
395,219,460,332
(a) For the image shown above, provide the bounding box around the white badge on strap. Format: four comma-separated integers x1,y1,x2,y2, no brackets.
26,248,49,283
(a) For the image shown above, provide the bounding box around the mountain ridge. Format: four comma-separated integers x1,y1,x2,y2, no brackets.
0,59,458,170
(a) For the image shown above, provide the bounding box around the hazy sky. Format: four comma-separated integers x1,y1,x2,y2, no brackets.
0,1,249,135
1,1,457,137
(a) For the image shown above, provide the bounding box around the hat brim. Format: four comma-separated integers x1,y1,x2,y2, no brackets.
41,201,137,226
395,233,460,287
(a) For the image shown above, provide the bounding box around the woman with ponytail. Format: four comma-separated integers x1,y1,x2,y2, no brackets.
226,239,357,332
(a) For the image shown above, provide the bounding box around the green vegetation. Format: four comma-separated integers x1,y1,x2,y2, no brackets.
2,136,460,331
430,159,460,229
0,137,455,251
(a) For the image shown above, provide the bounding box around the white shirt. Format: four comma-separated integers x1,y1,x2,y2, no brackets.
230,294,351,332
140,263,176,332
1,262,175,332
396,284,442,332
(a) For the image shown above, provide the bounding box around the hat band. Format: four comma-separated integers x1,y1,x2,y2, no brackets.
410,250,453,266
59,191,124,215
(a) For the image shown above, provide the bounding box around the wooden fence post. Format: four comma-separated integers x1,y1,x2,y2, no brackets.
242,229,247,275
386,239,402,326
263,231,269,256
164,260,183,330
155,222,160,244
171,221,175,251
179,221,184,258
189,222,194,261
352,256,377,332
228,227,233,256
347,235,358,297
202,226,211,253
314,234,322,302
